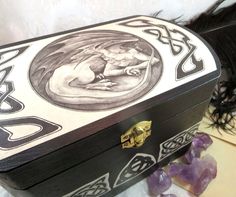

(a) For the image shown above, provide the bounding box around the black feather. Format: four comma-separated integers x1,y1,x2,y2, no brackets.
187,1,236,32
187,2,236,132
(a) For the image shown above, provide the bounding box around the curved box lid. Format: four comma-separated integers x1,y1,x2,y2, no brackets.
0,15,220,176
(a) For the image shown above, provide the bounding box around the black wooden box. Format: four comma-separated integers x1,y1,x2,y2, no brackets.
0,16,220,197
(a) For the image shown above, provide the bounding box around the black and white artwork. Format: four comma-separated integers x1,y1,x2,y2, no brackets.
0,46,29,114
0,116,62,150
64,173,111,197
158,123,200,162
0,15,218,162
113,153,156,188
0,66,24,114
0,45,63,153
120,19,204,80
29,30,162,110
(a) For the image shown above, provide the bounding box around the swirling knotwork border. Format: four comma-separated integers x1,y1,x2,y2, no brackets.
158,123,200,162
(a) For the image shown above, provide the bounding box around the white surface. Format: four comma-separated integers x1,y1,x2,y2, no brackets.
0,0,224,45
0,186,11,197
117,179,195,197
0,179,195,197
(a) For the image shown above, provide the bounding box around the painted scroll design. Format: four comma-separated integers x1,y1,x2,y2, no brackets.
0,46,28,66
0,46,29,114
0,46,62,151
0,66,24,113
158,123,200,162
0,116,61,150
119,19,204,80
29,30,163,110
113,153,156,188
64,173,111,197
144,26,203,80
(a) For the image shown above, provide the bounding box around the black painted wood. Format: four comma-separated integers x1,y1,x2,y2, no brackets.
0,78,217,189
4,99,209,197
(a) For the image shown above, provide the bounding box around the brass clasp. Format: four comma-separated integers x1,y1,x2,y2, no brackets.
121,121,152,149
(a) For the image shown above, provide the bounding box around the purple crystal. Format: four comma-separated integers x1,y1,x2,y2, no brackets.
168,155,217,195
193,168,214,195
168,162,197,185
147,168,172,196
168,162,185,177
185,133,213,163
185,146,202,163
192,133,213,149
160,194,177,197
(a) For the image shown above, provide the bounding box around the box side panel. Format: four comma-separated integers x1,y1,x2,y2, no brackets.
3,99,209,197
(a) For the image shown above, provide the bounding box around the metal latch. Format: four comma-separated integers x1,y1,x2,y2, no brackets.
121,121,152,149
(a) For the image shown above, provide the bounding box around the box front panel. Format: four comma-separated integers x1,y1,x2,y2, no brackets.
4,99,209,197
0,78,217,189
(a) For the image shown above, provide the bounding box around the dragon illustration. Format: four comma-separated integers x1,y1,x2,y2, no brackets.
30,30,162,110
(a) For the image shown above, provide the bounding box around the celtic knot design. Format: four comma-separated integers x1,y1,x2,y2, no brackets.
158,123,199,162
0,66,24,113
64,173,111,197
113,153,156,188
0,46,29,114
144,24,204,80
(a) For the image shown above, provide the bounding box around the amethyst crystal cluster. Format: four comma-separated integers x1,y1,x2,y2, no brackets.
147,169,172,196
169,155,217,195
147,133,217,196
184,132,213,163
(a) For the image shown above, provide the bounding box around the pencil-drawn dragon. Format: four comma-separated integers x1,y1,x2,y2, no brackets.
30,30,162,110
